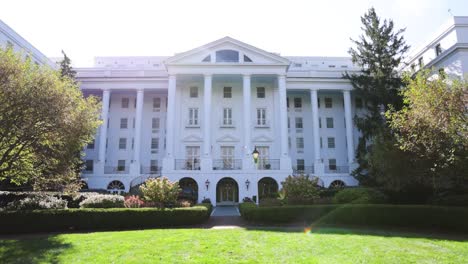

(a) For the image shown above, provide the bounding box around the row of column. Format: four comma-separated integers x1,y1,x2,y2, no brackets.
96,77,355,172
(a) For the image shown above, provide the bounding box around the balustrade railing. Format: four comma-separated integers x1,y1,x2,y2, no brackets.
324,165,349,174
212,159,242,170
255,159,280,170
175,159,201,170
292,166,315,176
104,166,129,174
140,166,162,175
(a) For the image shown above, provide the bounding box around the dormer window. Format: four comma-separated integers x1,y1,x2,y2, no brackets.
216,50,239,62
435,44,442,56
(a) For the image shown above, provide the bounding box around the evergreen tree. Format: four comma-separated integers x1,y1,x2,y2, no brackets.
344,8,410,182
59,50,76,80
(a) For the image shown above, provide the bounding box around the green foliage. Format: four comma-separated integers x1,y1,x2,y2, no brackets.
344,8,409,177
79,194,124,208
139,177,180,208
0,206,211,234
332,188,387,204
0,48,101,192
59,50,76,80
387,70,468,191
431,194,468,207
239,203,468,232
6,194,67,210
280,175,320,205
124,195,144,208
259,197,282,207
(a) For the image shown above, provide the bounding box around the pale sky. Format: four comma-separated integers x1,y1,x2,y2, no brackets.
1,0,467,67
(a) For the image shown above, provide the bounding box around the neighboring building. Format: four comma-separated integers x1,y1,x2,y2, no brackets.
405,16,468,79
0,19,55,67
77,37,362,204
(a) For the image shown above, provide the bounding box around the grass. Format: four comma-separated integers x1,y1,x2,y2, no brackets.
0,227,467,263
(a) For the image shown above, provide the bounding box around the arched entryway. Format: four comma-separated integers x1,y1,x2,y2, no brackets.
258,177,279,200
107,180,125,194
216,177,239,205
178,177,198,203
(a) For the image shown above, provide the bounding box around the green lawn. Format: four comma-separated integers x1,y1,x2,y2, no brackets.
1,227,467,263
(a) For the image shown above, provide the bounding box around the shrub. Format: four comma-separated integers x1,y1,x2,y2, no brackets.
332,188,387,204
124,195,144,208
201,198,212,204
239,204,468,232
0,205,212,234
280,175,320,205
259,197,282,207
6,195,67,210
177,199,192,208
432,194,468,207
79,194,124,208
242,197,254,203
139,177,180,208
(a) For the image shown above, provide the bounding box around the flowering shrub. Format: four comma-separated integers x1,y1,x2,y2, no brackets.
280,175,320,205
79,194,124,208
139,177,180,208
6,195,67,210
177,199,192,207
124,195,144,208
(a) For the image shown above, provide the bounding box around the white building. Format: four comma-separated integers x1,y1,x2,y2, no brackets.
78,37,362,204
0,19,55,67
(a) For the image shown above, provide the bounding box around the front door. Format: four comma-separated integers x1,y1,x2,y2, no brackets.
216,178,238,205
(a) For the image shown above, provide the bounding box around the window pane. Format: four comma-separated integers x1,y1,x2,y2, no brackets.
223,87,232,98
325,98,333,108
257,87,265,98
190,87,198,98
328,137,335,148
216,50,239,62
294,98,302,108
121,98,129,108
326,117,334,128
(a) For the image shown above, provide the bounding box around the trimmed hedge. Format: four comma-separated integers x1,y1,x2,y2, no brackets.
0,204,212,234
332,188,387,204
239,203,468,232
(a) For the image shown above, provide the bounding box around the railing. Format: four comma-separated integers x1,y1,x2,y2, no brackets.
213,159,242,170
220,119,235,128
104,166,129,174
292,166,315,176
175,159,201,170
140,166,162,175
255,159,280,170
130,174,161,188
254,120,270,128
324,165,349,174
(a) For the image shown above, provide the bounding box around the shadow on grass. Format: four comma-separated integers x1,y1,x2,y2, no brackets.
0,235,72,264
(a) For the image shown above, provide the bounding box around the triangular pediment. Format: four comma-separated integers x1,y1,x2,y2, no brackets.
216,134,240,143
165,36,290,65
252,134,274,142
182,134,203,142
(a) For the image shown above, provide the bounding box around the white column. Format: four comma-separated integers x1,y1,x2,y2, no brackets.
203,74,212,158
343,90,355,165
278,75,292,171
165,75,176,158
133,89,144,164
98,89,110,163
162,75,176,173
242,75,252,165
311,89,321,163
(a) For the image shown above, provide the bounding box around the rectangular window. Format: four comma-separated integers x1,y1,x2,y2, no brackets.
117,160,126,171
121,98,129,108
288,137,291,148
151,138,159,150
223,87,232,98
296,137,304,150
152,118,160,129
288,117,290,129
150,160,158,172
120,118,128,129
119,138,127,150
221,146,235,169
294,97,302,108
296,159,305,171
87,139,95,149
325,97,333,108
328,137,335,148
189,86,198,98
132,118,135,129
320,137,323,148
223,108,232,125
326,117,334,128
318,98,320,108
256,87,265,98
319,117,322,128
186,146,200,170
355,98,363,108
435,44,442,56
256,108,267,126
188,108,199,126
255,146,270,169
295,117,303,132
329,159,337,171
85,160,93,172
286,97,290,108
153,97,161,111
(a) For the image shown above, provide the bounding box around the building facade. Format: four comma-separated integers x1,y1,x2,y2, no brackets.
78,37,362,204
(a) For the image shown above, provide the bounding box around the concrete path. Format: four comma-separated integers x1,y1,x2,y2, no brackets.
203,206,245,229
210,206,240,217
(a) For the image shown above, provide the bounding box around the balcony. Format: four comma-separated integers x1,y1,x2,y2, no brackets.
254,120,270,128
255,159,280,170
292,166,315,176
213,159,242,170
185,120,200,128
104,166,129,174
324,165,349,174
175,159,201,170
140,166,162,175
219,119,235,128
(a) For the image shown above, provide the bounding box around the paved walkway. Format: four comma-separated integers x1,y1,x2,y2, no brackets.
210,206,240,217
203,206,245,229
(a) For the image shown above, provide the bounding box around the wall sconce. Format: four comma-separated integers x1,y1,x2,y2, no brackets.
205,179,210,191
245,179,250,190
252,147,259,164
